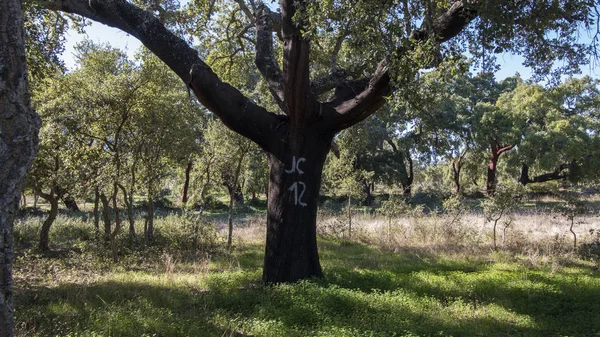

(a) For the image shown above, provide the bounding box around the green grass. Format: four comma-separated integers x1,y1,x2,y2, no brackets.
14,231,600,337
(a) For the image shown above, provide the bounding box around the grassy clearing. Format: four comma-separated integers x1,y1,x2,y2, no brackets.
12,204,600,337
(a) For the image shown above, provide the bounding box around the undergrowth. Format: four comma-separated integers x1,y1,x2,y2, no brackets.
12,207,600,337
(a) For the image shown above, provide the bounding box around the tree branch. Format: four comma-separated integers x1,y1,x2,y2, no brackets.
323,1,479,132
310,68,349,96
255,3,286,113
35,0,282,152
281,0,312,128
497,145,514,155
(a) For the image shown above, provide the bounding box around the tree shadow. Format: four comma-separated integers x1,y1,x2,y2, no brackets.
14,240,600,337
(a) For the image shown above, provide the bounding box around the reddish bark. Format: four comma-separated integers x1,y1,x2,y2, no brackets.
487,140,514,195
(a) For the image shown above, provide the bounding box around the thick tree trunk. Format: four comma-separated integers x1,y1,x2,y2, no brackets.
38,191,59,251
100,193,111,242
181,161,192,204
262,133,333,283
0,0,41,334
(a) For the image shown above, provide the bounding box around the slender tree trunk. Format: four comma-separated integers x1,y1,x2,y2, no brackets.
21,193,26,208
452,159,461,195
227,190,235,247
118,184,135,244
570,218,577,250
146,179,155,244
33,192,39,209
0,0,41,333
100,193,111,242
146,192,154,244
347,194,352,239
362,179,373,206
182,161,192,204
110,183,121,262
227,150,246,247
93,187,100,234
38,191,58,251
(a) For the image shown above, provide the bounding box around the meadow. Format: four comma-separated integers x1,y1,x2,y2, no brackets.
12,195,600,337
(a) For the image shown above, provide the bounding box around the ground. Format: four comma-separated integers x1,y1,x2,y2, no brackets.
11,194,600,337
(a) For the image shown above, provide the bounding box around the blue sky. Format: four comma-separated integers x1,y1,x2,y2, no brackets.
60,16,599,81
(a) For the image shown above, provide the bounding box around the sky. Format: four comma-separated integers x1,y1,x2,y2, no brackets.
60,14,599,82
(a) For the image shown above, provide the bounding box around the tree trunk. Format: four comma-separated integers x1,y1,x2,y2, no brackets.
227,189,235,247
146,192,155,244
227,150,246,247
452,158,461,195
362,179,373,206
347,194,352,239
100,193,111,242
93,187,100,234
63,196,79,212
262,133,333,283
181,161,192,204
570,218,577,250
401,153,413,197
38,191,59,251
110,183,121,262
0,0,41,334
118,184,135,244
487,140,513,195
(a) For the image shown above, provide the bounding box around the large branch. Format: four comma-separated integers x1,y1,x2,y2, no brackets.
35,0,282,152
519,163,570,186
255,3,286,113
322,61,392,131
310,68,349,96
324,1,479,132
281,0,314,128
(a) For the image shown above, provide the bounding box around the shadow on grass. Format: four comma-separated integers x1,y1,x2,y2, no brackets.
14,240,600,337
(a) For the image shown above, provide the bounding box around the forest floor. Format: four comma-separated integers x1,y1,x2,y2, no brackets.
11,195,600,337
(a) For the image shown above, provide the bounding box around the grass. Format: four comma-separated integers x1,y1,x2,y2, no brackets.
12,201,600,337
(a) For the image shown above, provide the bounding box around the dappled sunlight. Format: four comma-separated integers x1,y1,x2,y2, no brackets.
14,237,600,336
